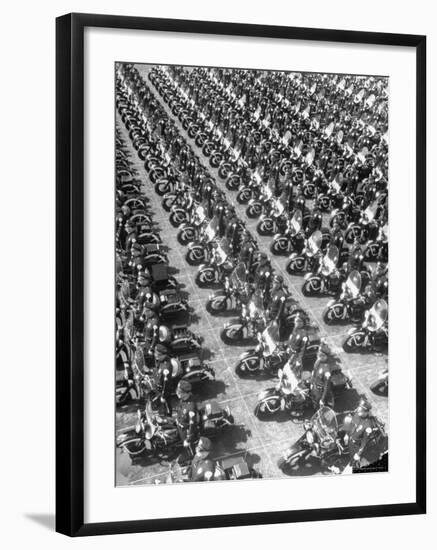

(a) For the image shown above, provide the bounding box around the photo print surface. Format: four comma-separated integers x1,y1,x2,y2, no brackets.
115,63,389,486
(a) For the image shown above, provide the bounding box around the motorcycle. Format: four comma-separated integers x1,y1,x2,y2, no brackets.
254,360,352,419
220,304,266,346
177,203,208,246
256,198,287,236
235,323,288,377
343,299,388,353
205,262,249,315
322,270,368,325
270,209,305,256
278,406,387,473
302,245,342,297
194,238,235,288
286,229,322,274
117,400,234,458
185,223,218,266
363,223,388,262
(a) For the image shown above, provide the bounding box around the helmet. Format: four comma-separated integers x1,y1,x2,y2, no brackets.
273,274,284,284
196,436,212,452
357,397,372,414
177,380,192,394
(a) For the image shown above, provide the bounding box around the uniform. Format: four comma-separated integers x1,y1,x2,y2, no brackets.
189,456,216,482
341,412,375,457
310,353,334,407
175,397,199,447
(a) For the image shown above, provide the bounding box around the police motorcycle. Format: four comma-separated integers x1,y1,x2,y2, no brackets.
322,270,368,325
141,352,216,413
256,195,288,236
195,237,235,287
220,300,267,346
176,202,208,246
245,180,274,219
235,170,263,204
253,354,352,419
185,218,219,266
270,209,305,256
302,244,343,297
278,405,387,473
344,200,381,245
315,174,345,212
205,261,251,315
116,400,234,458
343,298,388,353
286,229,323,274
363,222,388,262
253,365,311,419
277,407,346,471
168,189,198,227
234,322,288,378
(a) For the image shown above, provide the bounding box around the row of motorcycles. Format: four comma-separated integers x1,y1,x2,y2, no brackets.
115,127,239,464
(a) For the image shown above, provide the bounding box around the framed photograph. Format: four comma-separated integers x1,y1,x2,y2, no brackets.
56,13,426,536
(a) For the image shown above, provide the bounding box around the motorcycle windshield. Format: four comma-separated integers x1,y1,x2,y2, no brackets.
367,299,388,330
232,262,247,284
262,322,280,352
290,209,303,235
363,202,378,223
322,245,339,274
307,230,322,254
311,407,339,447
345,270,362,297
195,205,206,223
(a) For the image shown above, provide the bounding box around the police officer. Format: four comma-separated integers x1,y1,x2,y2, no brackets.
310,339,336,408
175,380,199,453
189,437,216,482
267,275,288,321
339,398,376,464
286,314,309,378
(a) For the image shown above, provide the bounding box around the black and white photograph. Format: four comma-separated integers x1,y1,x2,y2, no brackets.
115,63,389,486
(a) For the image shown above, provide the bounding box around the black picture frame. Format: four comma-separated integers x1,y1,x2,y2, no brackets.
56,12,426,537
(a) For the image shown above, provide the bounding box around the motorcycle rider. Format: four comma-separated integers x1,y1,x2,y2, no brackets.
188,437,216,482
174,380,199,453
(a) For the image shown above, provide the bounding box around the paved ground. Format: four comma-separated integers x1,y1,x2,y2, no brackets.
115,64,389,486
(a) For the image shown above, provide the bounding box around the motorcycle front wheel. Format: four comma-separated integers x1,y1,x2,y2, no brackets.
254,397,281,418
120,438,147,457
186,247,207,266
206,296,228,315
270,238,288,256
235,355,261,377
220,323,244,345
257,218,274,236
286,255,305,273
195,268,217,287
302,276,323,296
322,303,347,325
177,226,196,246
343,330,367,353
